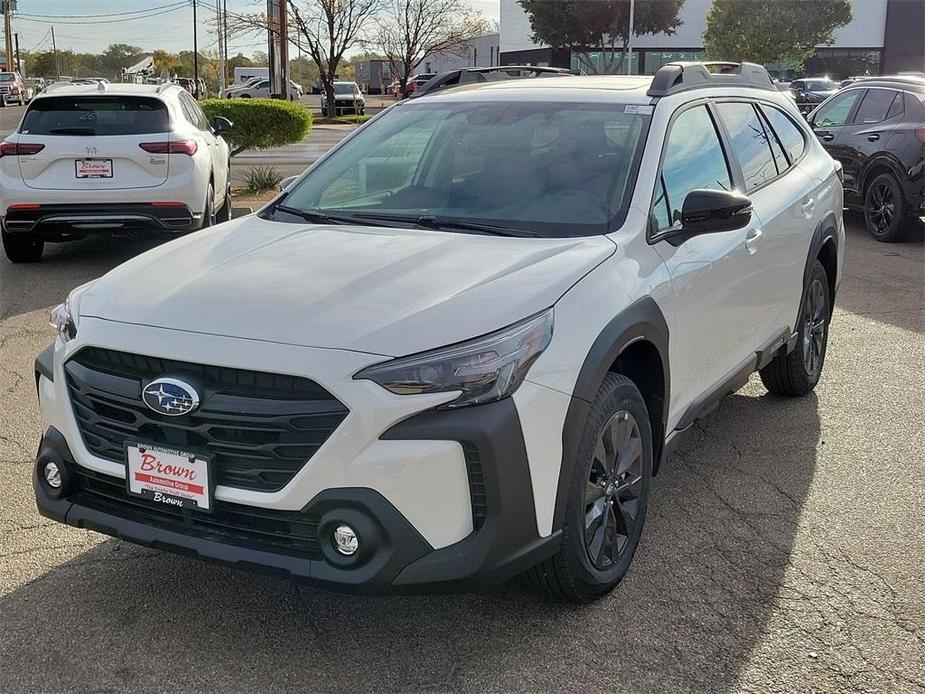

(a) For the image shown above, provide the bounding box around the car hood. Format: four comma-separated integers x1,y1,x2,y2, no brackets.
79,215,615,356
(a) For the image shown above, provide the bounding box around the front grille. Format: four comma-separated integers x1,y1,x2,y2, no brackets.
65,347,349,493
70,466,322,559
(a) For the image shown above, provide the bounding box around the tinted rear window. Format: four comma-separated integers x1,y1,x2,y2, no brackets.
20,96,169,136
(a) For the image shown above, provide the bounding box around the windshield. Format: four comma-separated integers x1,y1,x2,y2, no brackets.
0,73,15,82
333,84,356,94
805,79,837,91
281,100,650,237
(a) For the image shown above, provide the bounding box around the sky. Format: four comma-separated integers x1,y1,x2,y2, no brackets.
8,0,501,58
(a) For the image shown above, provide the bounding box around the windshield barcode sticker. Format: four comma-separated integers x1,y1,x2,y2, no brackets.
624,104,654,115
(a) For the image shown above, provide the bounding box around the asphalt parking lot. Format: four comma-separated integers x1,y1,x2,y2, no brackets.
0,213,923,693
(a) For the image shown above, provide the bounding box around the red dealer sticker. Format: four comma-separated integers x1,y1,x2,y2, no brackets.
126,443,212,512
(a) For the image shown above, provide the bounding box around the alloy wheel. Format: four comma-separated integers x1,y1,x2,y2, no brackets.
869,181,896,235
802,278,827,376
584,410,644,570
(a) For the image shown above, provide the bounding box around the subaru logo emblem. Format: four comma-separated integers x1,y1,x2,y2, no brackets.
142,378,200,417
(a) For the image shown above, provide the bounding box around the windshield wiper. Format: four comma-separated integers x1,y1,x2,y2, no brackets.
271,205,390,227
347,212,538,238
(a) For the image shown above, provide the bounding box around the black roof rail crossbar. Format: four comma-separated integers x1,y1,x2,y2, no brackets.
647,61,775,97
411,65,572,98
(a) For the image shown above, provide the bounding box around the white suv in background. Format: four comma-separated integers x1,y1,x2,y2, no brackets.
0,82,232,263
32,63,843,602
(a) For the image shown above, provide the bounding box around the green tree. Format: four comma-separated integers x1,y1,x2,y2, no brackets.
200,98,312,155
516,0,685,74
99,43,145,78
704,0,852,68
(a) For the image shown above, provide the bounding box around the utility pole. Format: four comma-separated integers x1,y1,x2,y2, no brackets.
192,0,199,97
222,0,229,85
14,31,20,74
51,25,59,80
215,0,225,96
626,0,635,75
3,0,13,75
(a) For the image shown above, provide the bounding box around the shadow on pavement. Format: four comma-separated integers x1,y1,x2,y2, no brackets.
0,388,820,693
834,212,924,335
0,235,165,320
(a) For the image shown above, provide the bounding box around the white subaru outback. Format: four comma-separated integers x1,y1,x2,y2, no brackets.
32,63,843,602
1,82,232,263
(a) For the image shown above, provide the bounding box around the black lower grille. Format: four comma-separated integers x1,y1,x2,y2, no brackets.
461,442,488,531
70,466,322,559
65,347,348,492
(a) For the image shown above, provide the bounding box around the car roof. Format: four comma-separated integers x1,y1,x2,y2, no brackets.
411,74,656,103
36,82,182,98
848,76,925,93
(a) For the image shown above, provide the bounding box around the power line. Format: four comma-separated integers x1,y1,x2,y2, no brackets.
16,1,190,20
15,4,191,26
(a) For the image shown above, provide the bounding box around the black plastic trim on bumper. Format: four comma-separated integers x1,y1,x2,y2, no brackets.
4,203,195,236
35,343,54,391
381,397,561,589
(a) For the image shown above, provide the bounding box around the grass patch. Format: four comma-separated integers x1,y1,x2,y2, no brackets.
243,165,284,193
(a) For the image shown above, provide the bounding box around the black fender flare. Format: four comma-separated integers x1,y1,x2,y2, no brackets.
800,211,840,323
857,152,908,198
552,296,670,530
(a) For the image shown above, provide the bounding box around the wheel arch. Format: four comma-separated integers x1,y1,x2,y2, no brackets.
859,153,906,199
552,297,670,531
802,212,840,321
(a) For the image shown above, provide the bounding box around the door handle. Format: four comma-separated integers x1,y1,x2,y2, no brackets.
801,198,816,217
867,133,880,142
816,131,835,142
745,228,763,254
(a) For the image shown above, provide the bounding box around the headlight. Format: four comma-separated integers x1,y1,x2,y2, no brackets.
50,300,77,342
354,309,553,409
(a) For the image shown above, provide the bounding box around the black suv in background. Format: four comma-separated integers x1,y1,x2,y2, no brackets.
808,76,925,242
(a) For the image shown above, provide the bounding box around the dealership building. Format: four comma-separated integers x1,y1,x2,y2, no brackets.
499,0,924,79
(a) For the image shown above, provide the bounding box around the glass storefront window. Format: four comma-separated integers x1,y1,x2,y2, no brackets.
571,50,640,75
642,50,705,75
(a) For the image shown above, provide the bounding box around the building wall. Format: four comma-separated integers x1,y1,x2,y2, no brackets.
500,0,889,58
422,34,501,74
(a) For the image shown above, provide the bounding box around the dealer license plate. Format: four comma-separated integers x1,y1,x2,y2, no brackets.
76,158,113,178
126,442,212,512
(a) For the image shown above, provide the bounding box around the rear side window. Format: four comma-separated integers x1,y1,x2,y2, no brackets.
760,105,806,163
651,105,732,233
854,89,900,124
20,96,169,136
716,102,778,191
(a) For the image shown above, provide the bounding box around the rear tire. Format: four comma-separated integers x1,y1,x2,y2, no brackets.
215,175,232,224
524,373,653,603
199,183,215,230
864,172,913,242
760,259,830,396
2,231,44,263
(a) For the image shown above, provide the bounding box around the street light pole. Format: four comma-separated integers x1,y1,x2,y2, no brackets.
215,0,225,96
192,0,199,97
51,25,59,80
626,0,635,75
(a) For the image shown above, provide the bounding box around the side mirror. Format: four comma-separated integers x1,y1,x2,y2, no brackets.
680,189,752,235
212,116,232,135
278,175,299,192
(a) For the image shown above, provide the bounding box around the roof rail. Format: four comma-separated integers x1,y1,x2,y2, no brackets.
648,61,774,97
411,65,572,98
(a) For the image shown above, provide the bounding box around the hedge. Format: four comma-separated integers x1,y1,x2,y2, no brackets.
200,98,312,156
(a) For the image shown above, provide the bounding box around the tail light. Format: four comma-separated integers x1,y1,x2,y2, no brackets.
915,128,925,144
139,140,198,156
0,142,45,157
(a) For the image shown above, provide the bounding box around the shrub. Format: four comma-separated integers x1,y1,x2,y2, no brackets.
244,166,284,193
200,98,312,156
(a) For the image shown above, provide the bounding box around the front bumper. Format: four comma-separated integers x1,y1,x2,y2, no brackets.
33,331,563,592
3,203,196,238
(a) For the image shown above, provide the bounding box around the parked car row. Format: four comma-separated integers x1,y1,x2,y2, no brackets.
224,76,303,101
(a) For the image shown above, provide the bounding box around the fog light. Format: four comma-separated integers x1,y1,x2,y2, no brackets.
44,461,62,489
333,524,358,556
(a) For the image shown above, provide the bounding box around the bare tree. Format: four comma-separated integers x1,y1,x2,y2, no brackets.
226,0,381,116
375,0,489,97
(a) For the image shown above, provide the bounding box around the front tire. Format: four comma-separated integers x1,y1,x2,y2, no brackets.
864,172,913,242
760,259,830,396
524,373,653,603
2,231,44,263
